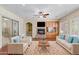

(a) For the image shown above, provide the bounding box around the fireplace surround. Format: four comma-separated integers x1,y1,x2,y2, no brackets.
38,28,45,35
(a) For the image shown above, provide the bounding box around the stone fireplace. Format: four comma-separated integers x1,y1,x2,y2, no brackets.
37,27,45,39
37,22,45,39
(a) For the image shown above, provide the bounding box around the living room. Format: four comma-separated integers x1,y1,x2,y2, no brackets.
0,4,79,55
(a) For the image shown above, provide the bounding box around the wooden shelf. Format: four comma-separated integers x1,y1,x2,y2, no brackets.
46,21,59,41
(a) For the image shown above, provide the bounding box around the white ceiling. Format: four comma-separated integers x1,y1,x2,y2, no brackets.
0,4,79,19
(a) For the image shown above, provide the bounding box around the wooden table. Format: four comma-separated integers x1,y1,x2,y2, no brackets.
38,39,49,47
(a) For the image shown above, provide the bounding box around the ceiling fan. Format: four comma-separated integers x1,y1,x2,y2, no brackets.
34,11,50,18
38,11,50,18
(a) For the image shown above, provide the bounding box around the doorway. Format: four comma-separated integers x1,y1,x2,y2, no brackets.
26,22,32,36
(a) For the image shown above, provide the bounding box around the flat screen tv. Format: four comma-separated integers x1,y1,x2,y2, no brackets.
37,22,45,27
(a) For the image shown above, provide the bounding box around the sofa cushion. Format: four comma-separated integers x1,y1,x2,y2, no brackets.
11,36,21,43
57,38,72,50
16,36,21,42
67,36,73,43
59,34,65,40
73,37,79,43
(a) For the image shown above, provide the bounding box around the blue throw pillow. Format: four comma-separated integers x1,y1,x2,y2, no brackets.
59,34,65,40
14,36,20,43
67,36,73,43
72,37,79,43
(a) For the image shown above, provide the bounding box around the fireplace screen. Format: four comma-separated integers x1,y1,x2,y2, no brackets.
38,29,45,34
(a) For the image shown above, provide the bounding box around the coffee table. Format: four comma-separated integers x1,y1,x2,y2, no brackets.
38,39,49,47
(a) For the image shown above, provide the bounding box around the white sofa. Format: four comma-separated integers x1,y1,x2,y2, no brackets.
56,36,79,55
8,36,32,55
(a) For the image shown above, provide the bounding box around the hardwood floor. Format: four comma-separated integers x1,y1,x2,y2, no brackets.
24,41,70,55
0,41,70,55
0,45,8,55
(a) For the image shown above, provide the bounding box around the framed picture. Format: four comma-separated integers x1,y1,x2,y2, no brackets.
2,17,13,37
47,27,56,33
2,16,19,37
12,20,19,37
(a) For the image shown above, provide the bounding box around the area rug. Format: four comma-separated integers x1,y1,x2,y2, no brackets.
24,41,70,55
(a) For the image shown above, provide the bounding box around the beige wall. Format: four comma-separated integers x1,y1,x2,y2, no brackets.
59,9,79,35
24,17,58,38
0,6,25,35
0,16,2,48
0,6,25,47
24,17,47,38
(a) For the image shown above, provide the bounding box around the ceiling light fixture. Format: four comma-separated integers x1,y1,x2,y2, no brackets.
38,11,49,18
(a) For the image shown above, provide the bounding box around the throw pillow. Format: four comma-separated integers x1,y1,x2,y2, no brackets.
67,36,73,43
59,34,65,40
72,37,79,43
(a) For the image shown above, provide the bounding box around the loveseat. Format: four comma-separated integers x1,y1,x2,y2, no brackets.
8,36,32,55
56,35,79,55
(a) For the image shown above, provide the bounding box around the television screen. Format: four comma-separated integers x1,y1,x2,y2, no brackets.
37,22,45,27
